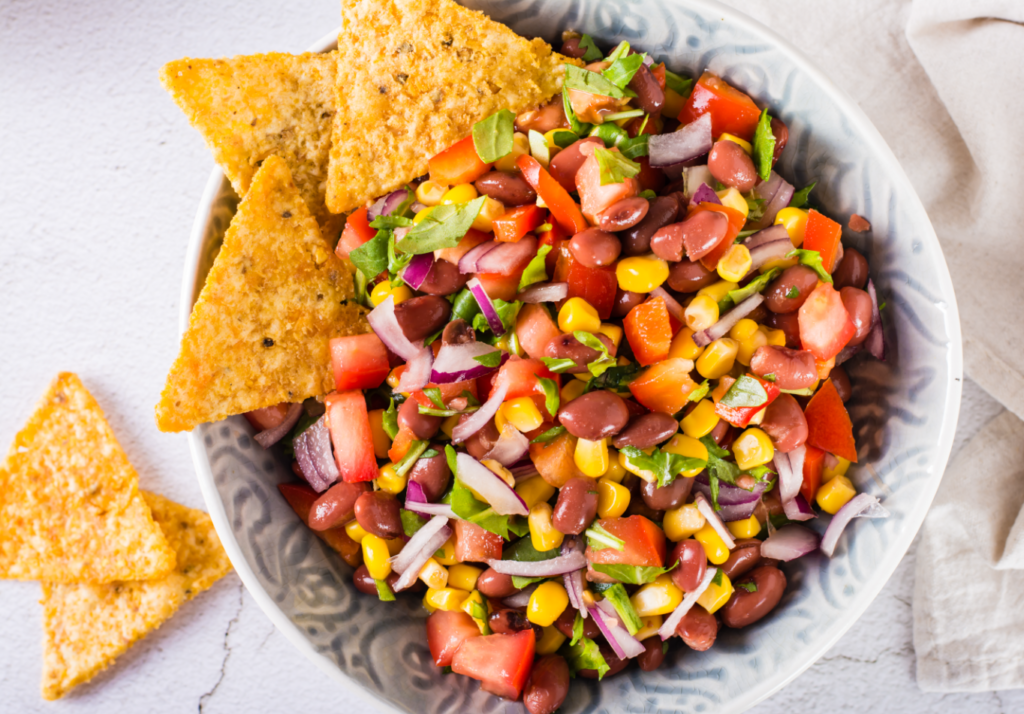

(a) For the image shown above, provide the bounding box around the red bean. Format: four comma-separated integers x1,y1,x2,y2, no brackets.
759,394,808,453
675,604,718,651
720,539,763,581
720,566,787,628
460,415,500,460
474,171,536,206
549,137,604,193
515,99,569,135
570,228,622,268
408,446,451,501
476,567,518,598
442,319,475,346
637,637,666,671
840,287,873,346
352,564,405,596
641,476,693,511
598,197,650,232
560,36,587,59
354,491,403,539
552,478,599,535
833,247,869,289
524,655,571,714
418,258,468,296
398,396,441,440
768,311,802,349
764,266,819,313
710,419,733,448
708,140,757,193
394,295,451,342
554,607,600,639
669,539,707,592
488,608,535,634
613,288,645,317
621,196,679,256
309,481,370,531
830,365,852,402
770,117,789,163
750,345,817,390
667,259,717,293
557,390,630,440
612,412,679,449
628,64,665,114
663,212,729,262
545,332,616,374
579,642,629,678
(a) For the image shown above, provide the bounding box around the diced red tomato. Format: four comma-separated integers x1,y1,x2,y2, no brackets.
429,136,492,185
517,154,588,235
244,403,292,432
277,483,362,566
678,71,762,141
515,303,561,361
798,283,856,360
475,271,521,302
410,380,479,409
325,391,378,482
650,63,667,91
635,156,666,193
329,333,389,391
492,205,546,243
435,228,491,265
426,610,483,667
451,629,536,700
537,224,567,275
714,374,781,428
626,113,663,138
574,144,640,223
553,248,618,320
336,207,376,258
454,520,504,562
803,378,858,462
586,516,666,567
628,358,699,414
568,89,627,125
388,424,417,464
688,202,745,270
801,445,826,504
490,357,557,400
624,298,674,366
529,431,583,488
803,210,843,273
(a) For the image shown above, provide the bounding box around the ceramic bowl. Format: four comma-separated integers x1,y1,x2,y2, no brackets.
182,1,962,711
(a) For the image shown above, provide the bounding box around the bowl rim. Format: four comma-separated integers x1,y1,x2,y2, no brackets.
181,5,963,712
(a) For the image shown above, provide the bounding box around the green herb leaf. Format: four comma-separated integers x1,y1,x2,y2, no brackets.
551,130,579,149
572,330,617,378
400,508,428,537
423,387,445,410
602,53,646,89
700,435,741,509
619,445,706,488
664,69,694,97
601,583,644,635
503,536,560,563
472,350,504,368
382,398,399,439
593,147,641,186
472,109,516,163
584,362,642,394
739,582,758,593
396,196,486,255
591,563,675,585
369,214,413,230
719,374,769,408
785,286,800,299
446,479,513,539
562,636,610,679
511,575,547,589
606,41,631,62
789,181,816,209
451,287,482,323
471,298,521,336
518,244,552,291
571,611,585,646
540,357,577,373
618,132,650,159
528,129,550,167
531,425,566,444
387,230,413,281
467,598,491,631
712,569,724,587
347,229,389,279
586,522,625,551
563,64,634,99
590,121,628,148
727,267,781,305
787,249,833,284
562,86,592,136
688,379,711,403
601,109,644,123
744,196,766,224
537,377,560,418
420,449,439,459
639,189,657,200
374,578,396,601
507,516,530,538
752,108,776,182
394,440,429,477
577,34,603,62
445,444,459,477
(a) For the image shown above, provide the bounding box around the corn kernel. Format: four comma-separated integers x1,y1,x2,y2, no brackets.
529,502,565,552
441,413,461,439
527,581,570,627
775,207,809,247
448,564,483,592
558,297,602,334
367,409,392,460
729,318,760,343
694,523,731,565
460,589,490,633
362,534,392,580
681,399,720,439
664,507,706,542
561,378,586,403
736,329,768,366
441,183,479,205
616,255,670,293
717,243,752,282
635,615,664,642
663,434,707,477
419,558,449,590
385,537,405,555
716,187,749,220
765,328,787,347
435,536,459,566
375,463,407,495
598,323,623,349
345,520,369,543
369,280,393,307
574,437,609,478
696,338,739,379
669,327,705,361
710,378,732,404
603,450,627,483
697,571,734,614
618,446,659,483
697,280,738,304
415,180,447,207
422,598,437,614
516,476,556,510
390,285,414,305
385,366,404,390
817,474,857,514
472,196,505,232
630,574,684,617
822,456,851,483
412,206,435,225
536,625,567,655
719,133,753,154
684,294,719,331
727,514,762,539
481,459,516,489
499,397,545,433
495,132,530,172
597,477,631,518
733,427,775,470
425,586,470,612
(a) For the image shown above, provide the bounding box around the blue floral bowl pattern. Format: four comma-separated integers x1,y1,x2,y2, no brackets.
183,2,962,712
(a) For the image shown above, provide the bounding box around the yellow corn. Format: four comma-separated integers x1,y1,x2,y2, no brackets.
817,474,857,514
527,581,570,627
696,337,739,379
441,414,461,439
670,327,705,361
775,207,809,247
664,505,706,542
536,625,567,655
460,589,490,633
415,180,447,207
635,615,664,641
574,437,609,478
597,477,631,518
362,534,392,580
603,450,627,483
719,133,753,154
697,280,738,304
495,132,530,172
424,586,470,612
697,571,734,614
736,329,769,366
694,523,731,565
441,183,479,205
472,196,505,232
598,323,624,349
717,243,752,282
516,476,556,510
663,434,707,477
561,377,586,403
419,558,449,590
729,318,760,343
727,515,762,539
422,599,436,615
448,564,483,592
733,427,774,470
710,378,732,405
822,456,851,483
368,409,392,460
499,397,545,433
385,366,404,390
684,294,719,331
370,280,413,307
386,537,405,556
529,502,565,552
376,463,407,495
630,574,684,617
435,536,459,566
618,446,658,483
558,297,602,334
765,328,787,347
345,520,369,543
412,207,435,225
681,399,720,439
715,187,749,220
616,255,670,293
662,88,686,119
481,459,515,490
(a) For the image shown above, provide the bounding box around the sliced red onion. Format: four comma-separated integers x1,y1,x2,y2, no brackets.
684,165,713,199
753,171,784,205
405,501,457,519
511,463,540,482
367,188,411,221
642,54,654,67
476,237,539,276
401,252,435,290
294,431,330,492
485,549,587,577
754,172,794,229
691,475,767,522
458,241,498,274
592,600,646,659
253,403,304,448
783,493,816,522
743,225,790,251
517,282,569,304
745,239,794,277
865,279,885,361
431,341,508,383
649,113,712,168
397,347,433,392
391,516,452,591
695,493,736,549
659,567,717,640
452,380,509,444
467,277,505,334
367,295,421,361
455,452,529,516
693,293,765,347
821,493,889,557
762,524,819,561
504,583,540,608
650,287,687,324
294,416,339,492
482,424,530,467
776,447,804,505
561,538,589,618
690,182,721,206
835,343,861,366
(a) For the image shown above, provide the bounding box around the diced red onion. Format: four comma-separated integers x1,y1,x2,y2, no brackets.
476,237,539,276
467,277,505,334
367,295,421,361
293,431,330,492
294,416,339,492
455,452,529,516
367,188,411,221
482,424,530,467
744,239,794,277
820,493,890,557
391,516,451,591
684,165,713,199
401,252,435,290
404,501,457,519
659,567,717,640
691,475,767,522
504,583,539,608
511,463,540,482
642,54,654,67
592,600,646,659
761,524,819,561
649,113,712,168
430,341,508,383
776,447,804,505
835,343,861,365
695,493,736,549
692,293,765,347
865,279,885,361
397,347,433,392
754,172,794,229
753,171,784,205
690,182,721,206
458,241,498,274
517,282,568,304
485,549,587,577
783,493,816,522
561,538,588,618
253,403,303,448
650,287,687,324
743,225,790,251
452,380,509,444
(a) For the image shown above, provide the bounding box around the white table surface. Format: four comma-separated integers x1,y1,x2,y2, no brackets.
2,0,1022,711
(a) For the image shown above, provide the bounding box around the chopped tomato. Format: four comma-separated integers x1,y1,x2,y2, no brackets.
815,356,836,381
537,223,567,275
626,113,663,139
490,357,557,400
517,154,588,234
624,298,674,366
798,283,856,360
516,303,562,361
410,380,478,408
388,424,417,464
426,610,483,667
329,333,389,390
678,71,762,141
568,88,628,124
454,520,504,562
277,483,362,566
688,202,745,270
714,374,781,428
650,63,667,91
451,629,536,700
529,431,583,488
492,205,546,243
475,271,521,302
325,391,378,482
554,247,618,320
244,403,292,432
429,136,492,185
635,156,666,193
435,228,490,265
801,445,826,504
804,378,858,462
586,516,666,567
574,144,640,223
628,358,699,414
336,207,376,258
803,210,843,272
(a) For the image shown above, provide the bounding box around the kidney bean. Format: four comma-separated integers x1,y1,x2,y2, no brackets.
840,287,873,346
309,481,371,531
515,99,569,135
579,642,629,678
570,227,622,268
474,171,536,206
721,565,787,628
747,303,770,325
554,606,601,640
560,36,587,59
621,196,679,256
552,478,600,535
767,311,802,349
721,539,762,581
489,608,535,635
625,482,664,522
641,476,694,512
418,259,468,296
394,295,451,342
476,567,518,599
710,419,734,449
461,415,500,460
612,412,679,449
628,64,665,114
750,345,817,390
398,396,442,440
524,655,571,714
708,139,757,192
638,637,666,672
759,394,808,453
676,604,718,651
770,117,789,163
613,288,645,317
558,390,630,440
659,211,730,262
830,365,852,402
668,259,718,293
833,247,869,289
352,564,406,596
545,332,616,374
441,318,475,346
408,446,451,501
649,223,686,262
764,266,819,313
598,197,650,232
549,137,604,193
354,491,403,539
666,539,706,593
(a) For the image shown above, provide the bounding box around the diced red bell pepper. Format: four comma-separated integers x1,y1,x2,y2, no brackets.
624,298,674,366
517,154,588,235
688,202,745,270
492,204,546,243
714,374,781,428
435,228,491,265
451,629,536,700
325,391,378,482
628,358,699,414
429,136,493,185
651,63,667,91
529,431,583,488
329,333,389,391
635,156,666,193
553,247,618,320
815,356,836,381
515,303,562,361
801,445,826,504
490,357,558,400
798,283,856,361
244,403,292,432
803,209,843,273
454,520,504,562
387,424,417,465
574,145,640,223
277,483,362,566
336,207,376,258
678,71,762,141
586,516,666,567
804,378,858,462
426,610,483,667
475,272,521,302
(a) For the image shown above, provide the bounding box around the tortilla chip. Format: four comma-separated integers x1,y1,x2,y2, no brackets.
155,155,368,432
41,491,232,700
0,374,176,584
325,0,581,214
160,52,338,225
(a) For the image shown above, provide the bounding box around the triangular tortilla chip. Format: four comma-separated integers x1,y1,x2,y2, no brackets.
325,0,581,214
0,374,176,583
160,52,338,226
156,155,368,432
41,491,233,700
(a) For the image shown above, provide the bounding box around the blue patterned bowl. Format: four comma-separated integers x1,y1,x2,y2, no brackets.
182,2,962,711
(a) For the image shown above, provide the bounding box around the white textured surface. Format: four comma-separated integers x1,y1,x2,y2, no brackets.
0,0,1020,710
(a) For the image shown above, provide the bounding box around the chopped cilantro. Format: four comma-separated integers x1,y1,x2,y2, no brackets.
752,108,776,182
789,181,816,208
602,52,646,89
739,582,758,593
787,249,833,283
786,286,800,299
472,350,503,368
472,109,516,163
400,508,428,537
719,374,769,408
583,362,641,394
619,445,706,488
540,357,577,373
573,330,616,377
531,425,566,444
422,387,445,410
396,196,486,254
571,611,585,645
518,244,552,291
562,636,610,679
577,34,603,62
593,147,641,186
727,267,781,304
381,398,399,439
537,377,560,418
586,522,625,551
374,579,396,602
